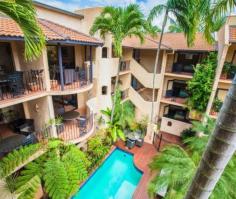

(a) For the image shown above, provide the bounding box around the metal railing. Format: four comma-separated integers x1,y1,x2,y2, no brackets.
37,112,94,142
0,70,45,101
50,66,91,91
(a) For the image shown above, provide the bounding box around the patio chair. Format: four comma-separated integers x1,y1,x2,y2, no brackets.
165,90,173,98
78,116,87,136
7,71,24,97
126,139,135,149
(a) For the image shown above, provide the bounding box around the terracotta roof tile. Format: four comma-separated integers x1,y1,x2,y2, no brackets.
0,17,102,45
122,36,170,50
123,33,215,51
229,26,236,42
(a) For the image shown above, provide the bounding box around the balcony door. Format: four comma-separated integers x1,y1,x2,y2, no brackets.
0,42,14,74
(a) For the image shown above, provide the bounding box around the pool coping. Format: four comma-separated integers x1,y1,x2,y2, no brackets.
78,146,143,190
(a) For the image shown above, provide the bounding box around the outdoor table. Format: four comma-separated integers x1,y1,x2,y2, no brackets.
62,110,80,121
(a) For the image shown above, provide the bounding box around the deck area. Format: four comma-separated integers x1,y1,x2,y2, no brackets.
115,141,157,199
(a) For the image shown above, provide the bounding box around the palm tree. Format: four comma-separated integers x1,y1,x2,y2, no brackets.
90,4,148,123
0,0,45,60
101,89,135,142
0,140,90,199
148,123,236,199
168,17,183,33
185,81,236,198
148,0,198,123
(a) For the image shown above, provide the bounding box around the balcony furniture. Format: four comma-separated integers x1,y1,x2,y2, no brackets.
62,110,80,121
78,116,87,136
0,77,9,99
179,90,188,98
165,90,173,98
135,138,144,147
10,119,35,136
183,64,194,73
0,133,37,158
56,123,65,135
7,72,24,97
126,138,135,149
172,63,183,73
64,69,75,84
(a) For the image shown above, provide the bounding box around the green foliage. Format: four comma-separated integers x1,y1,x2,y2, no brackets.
149,116,236,198
0,143,42,178
187,52,217,112
0,0,45,60
87,135,110,169
90,4,151,58
102,90,135,142
213,98,223,112
180,128,196,141
2,141,90,199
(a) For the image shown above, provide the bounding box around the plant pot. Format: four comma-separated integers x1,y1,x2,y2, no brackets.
220,73,227,80
28,82,40,91
189,110,202,120
50,80,58,89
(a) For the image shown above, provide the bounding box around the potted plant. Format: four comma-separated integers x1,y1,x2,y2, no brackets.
221,62,231,79
28,82,40,91
211,98,223,115
49,65,58,89
189,109,202,120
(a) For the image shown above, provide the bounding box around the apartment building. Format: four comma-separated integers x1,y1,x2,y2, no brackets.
0,2,234,156
0,2,103,157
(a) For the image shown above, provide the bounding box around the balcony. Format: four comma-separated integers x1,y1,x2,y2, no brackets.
0,104,39,158
49,65,92,94
0,70,45,108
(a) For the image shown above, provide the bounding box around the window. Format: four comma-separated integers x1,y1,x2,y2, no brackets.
102,86,107,95
102,47,108,58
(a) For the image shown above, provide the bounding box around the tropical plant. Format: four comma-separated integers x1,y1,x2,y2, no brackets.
185,79,236,198
90,4,149,123
187,52,217,113
0,140,90,199
86,135,110,170
148,0,199,123
168,17,183,33
0,0,45,60
149,116,236,199
180,128,196,141
101,90,135,142
212,97,223,112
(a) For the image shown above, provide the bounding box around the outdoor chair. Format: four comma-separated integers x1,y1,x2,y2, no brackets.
165,90,173,98
126,139,135,149
135,138,144,147
7,72,24,97
78,116,87,136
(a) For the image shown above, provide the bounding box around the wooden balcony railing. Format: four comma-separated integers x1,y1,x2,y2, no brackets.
0,70,45,101
50,66,92,91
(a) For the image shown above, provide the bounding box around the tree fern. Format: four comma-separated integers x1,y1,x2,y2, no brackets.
44,157,69,199
0,143,42,178
16,175,41,199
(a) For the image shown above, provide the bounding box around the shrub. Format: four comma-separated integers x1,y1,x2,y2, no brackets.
180,128,196,141
187,52,217,112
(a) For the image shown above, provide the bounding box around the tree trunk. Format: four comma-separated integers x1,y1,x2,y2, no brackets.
151,9,168,123
110,58,121,123
185,76,236,199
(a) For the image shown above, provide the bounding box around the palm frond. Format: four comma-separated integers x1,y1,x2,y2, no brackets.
148,4,166,22
0,0,45,60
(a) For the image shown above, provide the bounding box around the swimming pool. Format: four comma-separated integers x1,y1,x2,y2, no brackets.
73,148,142,199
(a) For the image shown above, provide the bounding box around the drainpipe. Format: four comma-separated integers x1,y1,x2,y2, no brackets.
58,44,64,91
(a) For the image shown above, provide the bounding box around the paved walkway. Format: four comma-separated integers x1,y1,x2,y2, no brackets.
115,141,157,199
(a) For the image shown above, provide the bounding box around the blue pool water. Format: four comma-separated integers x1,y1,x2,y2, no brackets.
73,148,142,199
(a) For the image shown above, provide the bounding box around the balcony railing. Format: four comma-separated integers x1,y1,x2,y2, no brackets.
40,112,94,142
0,70,45,101
50,66,91,91
172,63,194,74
